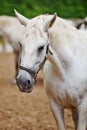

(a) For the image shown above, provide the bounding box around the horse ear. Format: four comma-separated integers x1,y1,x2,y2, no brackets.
14,9,29,26
44,13,57,32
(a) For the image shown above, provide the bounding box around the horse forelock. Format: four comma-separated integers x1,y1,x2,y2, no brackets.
24,15,50,40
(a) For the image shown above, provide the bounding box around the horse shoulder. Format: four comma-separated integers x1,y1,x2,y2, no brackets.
43,44,87,108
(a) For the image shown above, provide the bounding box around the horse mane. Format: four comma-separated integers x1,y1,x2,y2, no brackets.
44,15,78,50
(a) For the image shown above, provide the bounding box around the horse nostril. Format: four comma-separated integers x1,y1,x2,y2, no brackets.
27,80,30,85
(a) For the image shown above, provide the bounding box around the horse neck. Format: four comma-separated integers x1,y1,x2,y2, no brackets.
47,19,78,80
48,18,79,54
47,44,67,80
47,24,68,80
48,25,66,52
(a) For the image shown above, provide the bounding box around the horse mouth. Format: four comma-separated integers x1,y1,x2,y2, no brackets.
19,86,33,93
17,83,33,93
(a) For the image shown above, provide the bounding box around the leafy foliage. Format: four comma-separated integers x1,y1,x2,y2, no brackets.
0,0,87,18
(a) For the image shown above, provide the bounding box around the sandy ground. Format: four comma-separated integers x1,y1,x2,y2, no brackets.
0,52,75,130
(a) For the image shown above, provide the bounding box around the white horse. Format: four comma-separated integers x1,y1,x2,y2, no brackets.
0,16,25,81
15,10,87,130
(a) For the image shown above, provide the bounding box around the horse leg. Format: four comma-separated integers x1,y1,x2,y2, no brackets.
12,50,20,84
14,50,20,78
49,99,65,130
77,110,86,130
1,36,6,51
1,33,10,52
77,97,87,130
72,109,78,130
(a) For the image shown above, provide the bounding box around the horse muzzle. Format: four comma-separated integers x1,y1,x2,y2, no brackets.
16,70,35,93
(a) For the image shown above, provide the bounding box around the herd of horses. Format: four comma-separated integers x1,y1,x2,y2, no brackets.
0,10,87,130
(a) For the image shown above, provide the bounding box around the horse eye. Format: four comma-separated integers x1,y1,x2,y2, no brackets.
38,45,45,52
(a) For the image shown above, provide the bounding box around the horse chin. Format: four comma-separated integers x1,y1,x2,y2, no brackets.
18,85,33,93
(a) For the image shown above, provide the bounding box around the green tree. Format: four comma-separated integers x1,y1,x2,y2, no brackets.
0,0,86,18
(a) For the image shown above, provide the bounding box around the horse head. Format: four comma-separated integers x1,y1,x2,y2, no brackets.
15,10,56,93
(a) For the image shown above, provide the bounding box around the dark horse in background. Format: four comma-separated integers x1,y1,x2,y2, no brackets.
76,17,87,30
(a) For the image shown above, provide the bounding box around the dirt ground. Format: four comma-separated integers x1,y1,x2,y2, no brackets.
0,52,75,130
